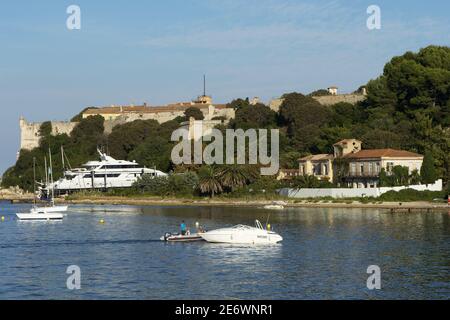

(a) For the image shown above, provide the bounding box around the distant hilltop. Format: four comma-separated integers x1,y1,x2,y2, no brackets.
19,86,367,151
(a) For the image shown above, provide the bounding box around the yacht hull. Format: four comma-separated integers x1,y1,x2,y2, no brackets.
16,212,64,221
201,230,283,244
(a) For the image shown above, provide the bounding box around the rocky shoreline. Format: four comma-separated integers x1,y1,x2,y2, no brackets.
0,187,34,202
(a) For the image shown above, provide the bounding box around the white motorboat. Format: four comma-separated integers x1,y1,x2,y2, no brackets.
200,220,283,244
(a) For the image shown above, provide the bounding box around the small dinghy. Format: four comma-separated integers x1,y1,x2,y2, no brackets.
263,204,284,210
263,201,286,210
160,232,205,242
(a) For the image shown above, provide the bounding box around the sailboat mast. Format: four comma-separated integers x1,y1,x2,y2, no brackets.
33,157,36,207
49,148,54,204
44,156,48,186
61,146,65,174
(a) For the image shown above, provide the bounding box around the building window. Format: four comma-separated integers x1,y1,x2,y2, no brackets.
376,162,380,173
323,164,328,176
387,162,394,172
360,163,364,175
313,164,321,175
350,163,356,175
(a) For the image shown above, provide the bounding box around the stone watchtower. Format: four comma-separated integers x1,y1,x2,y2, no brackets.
19,116,41,151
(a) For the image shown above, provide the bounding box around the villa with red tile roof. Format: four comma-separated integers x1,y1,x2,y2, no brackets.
298,139,424,188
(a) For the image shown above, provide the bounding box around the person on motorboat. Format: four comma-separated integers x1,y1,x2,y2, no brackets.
180,221,187,235
195,221,206,233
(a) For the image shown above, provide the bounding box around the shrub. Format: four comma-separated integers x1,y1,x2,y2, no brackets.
379,189,446,202
133,172,199,197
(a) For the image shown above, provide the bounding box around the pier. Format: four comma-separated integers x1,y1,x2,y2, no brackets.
389,206,449,214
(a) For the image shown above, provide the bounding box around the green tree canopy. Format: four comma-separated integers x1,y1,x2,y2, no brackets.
108,119,159,159
70,115,105,144
308,89,331,96
184,107,204,120
231,103,277,130
128,136,173,172
39,121,52,136
279,93,331,152
227,98,250,110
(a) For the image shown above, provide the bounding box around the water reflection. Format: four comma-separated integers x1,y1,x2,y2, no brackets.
0,203,448,299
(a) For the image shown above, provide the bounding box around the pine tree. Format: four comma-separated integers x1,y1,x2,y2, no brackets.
420,151,437,184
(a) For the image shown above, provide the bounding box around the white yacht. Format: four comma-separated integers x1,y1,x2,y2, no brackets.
47,149,167,194
200,220,283,244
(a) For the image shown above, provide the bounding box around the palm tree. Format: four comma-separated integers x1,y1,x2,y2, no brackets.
198,167,223,198
292,175,320,188
410,169,421,185
217,165,258,192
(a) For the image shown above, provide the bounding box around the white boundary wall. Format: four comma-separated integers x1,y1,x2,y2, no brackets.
280,180,443,198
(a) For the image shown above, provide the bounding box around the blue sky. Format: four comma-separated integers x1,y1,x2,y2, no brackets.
0,0,449,174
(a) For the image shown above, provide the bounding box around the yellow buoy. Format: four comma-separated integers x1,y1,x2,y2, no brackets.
99,219,105,224
1,216,5,222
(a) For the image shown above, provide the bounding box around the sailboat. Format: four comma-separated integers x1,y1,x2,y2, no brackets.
42,147,68,212
16,150,67,221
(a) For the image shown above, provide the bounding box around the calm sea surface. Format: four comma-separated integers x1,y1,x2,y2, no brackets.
0,202,449,300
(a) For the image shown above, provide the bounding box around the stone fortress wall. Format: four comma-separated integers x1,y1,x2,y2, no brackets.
102,104,235,134
19,103,235,151
269,86,367,112
313,94,367,106
269,94,367,112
